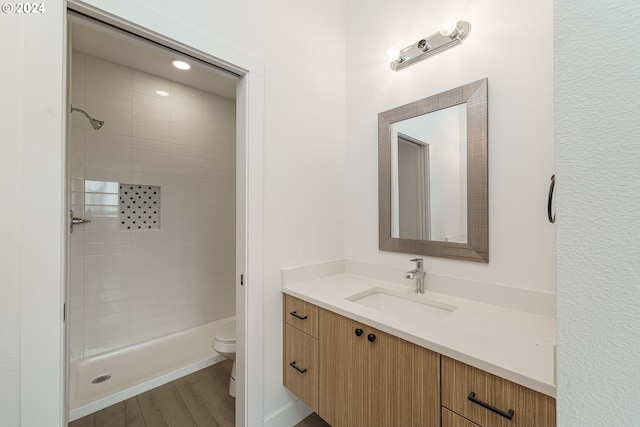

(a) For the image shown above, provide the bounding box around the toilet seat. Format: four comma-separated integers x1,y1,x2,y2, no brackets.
212,339,236,352
212,319,236,352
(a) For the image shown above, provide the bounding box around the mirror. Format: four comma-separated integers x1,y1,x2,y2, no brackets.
378,78,488,262
391,104,467,242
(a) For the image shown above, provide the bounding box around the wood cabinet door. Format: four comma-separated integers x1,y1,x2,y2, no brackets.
410,343,441,427
364,326,414,427
364,328,441,427
319,309,441,427
284,325,319,412
442,407,482,427
319,309,367,427
442,356,556,427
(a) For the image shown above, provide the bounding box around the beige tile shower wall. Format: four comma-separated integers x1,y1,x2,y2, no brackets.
69,52,236,360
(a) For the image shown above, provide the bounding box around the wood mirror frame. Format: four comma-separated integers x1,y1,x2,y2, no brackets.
378,78,488,262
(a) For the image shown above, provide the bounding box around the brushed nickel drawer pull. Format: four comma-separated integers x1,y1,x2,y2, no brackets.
289,311,308,320
289,361,307,374
468,392,514,420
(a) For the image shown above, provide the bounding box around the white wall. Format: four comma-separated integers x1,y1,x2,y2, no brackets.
0,3,67,426
0,0,345,425
0,12,24,427
345,0,555,294
555,1,640,425
68,53,236,361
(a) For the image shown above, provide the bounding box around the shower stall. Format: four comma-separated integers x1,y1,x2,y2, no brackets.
67,19,239,419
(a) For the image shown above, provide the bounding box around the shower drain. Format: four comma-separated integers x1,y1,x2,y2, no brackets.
91,374,112,384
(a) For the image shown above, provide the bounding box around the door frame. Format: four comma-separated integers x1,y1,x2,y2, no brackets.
396,133,431,241
63,2,265,426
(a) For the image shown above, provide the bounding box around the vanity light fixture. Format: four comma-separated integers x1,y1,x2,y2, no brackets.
172,59,191,70
388,18,471,71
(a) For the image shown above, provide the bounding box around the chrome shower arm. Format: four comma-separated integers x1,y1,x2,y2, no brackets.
70,105,90,120
70,105,104,130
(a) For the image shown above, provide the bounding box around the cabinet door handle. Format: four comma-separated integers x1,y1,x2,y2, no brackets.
355,328,363,336
468,392,514,420
289,311,308,320
367,333,376,343
289,361,307,374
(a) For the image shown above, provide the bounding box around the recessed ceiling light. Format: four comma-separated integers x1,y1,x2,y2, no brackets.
172,60,191,70
155,90,170,97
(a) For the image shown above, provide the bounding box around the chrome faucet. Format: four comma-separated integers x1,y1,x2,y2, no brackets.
405,258,426,294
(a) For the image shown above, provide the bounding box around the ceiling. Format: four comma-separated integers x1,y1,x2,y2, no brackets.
70,17,238,100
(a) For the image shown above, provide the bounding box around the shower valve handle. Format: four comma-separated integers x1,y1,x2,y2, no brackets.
70,210,91,233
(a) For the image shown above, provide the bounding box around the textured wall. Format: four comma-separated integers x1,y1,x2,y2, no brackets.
555,1,640,425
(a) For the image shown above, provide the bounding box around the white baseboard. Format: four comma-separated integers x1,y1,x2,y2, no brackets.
263,398,313,427
69,355,225,421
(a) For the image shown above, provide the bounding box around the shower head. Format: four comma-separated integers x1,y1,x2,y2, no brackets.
70,106,104,130
89,117,105,130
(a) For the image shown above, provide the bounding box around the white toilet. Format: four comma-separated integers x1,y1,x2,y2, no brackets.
212,318,236,398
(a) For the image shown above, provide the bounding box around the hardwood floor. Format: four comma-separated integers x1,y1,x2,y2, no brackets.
69,359,330,427
295,413,331,427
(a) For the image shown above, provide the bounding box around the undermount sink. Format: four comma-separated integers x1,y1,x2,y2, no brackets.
346,287,456,325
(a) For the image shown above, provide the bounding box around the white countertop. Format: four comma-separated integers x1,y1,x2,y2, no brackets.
282,273,556,398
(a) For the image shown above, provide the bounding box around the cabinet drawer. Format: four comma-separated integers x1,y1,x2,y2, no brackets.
284,324,319,412
441,356,556,427
284,294,318,337
442,407,481,427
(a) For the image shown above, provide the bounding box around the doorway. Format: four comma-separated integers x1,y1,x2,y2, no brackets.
396,133,431,241
64,8,255,426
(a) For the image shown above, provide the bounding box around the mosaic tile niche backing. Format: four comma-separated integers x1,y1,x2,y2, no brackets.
119,184,161,230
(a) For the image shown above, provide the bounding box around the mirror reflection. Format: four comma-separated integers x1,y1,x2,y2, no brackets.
378,78,488,262
391,104,467,243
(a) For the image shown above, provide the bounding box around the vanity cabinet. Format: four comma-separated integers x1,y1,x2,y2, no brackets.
283,295,319,412
318,309,440,427
282,295,556,427
441,356,556,427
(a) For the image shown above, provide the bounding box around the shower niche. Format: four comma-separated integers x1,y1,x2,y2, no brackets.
119,184,161,230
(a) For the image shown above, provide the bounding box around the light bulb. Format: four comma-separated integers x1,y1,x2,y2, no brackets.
386,46,401,62
172,60,191,70
155,90,170,97
439,16,459,36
